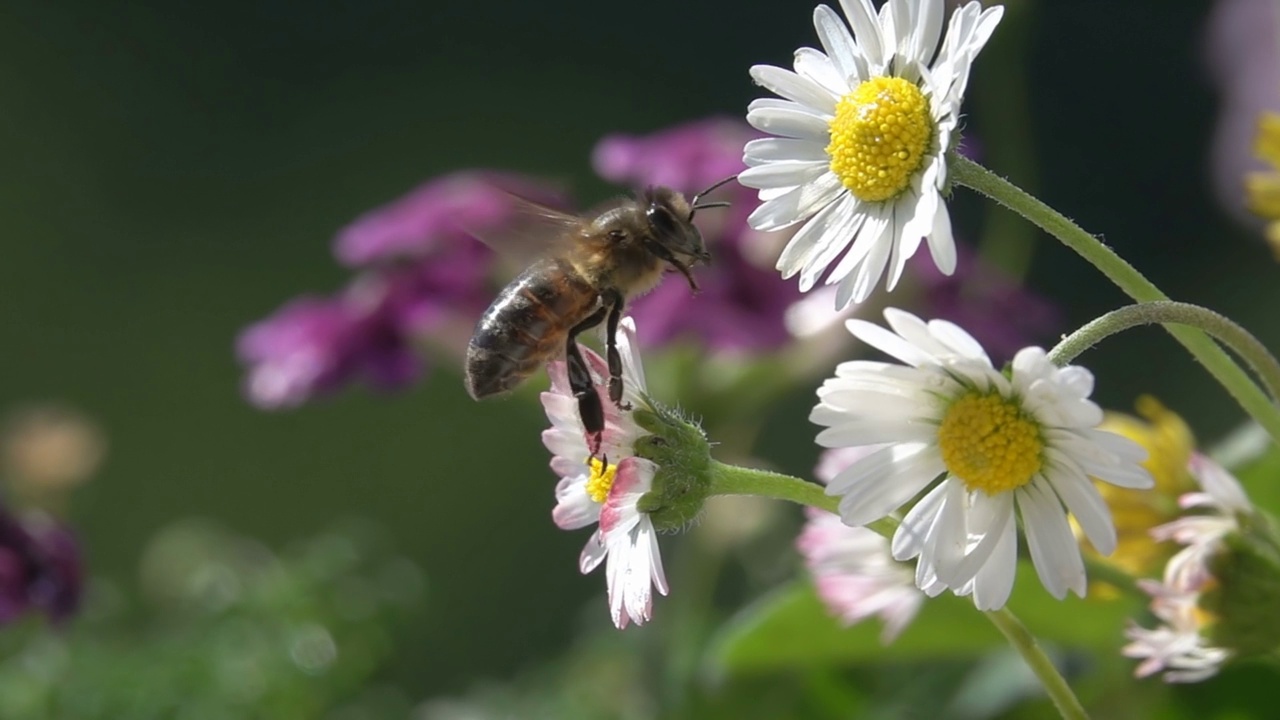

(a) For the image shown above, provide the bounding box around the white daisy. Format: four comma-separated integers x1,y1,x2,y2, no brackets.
542,318,668,629
742,0,1003,308
799,447,932,642
812,308,1153,610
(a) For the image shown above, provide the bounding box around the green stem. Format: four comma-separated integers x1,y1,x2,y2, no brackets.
709,461,1091,719
708,461,836,512
1049,301,1280,403
951,154,1280,445
1082,557,1140,597
987,609,1090,720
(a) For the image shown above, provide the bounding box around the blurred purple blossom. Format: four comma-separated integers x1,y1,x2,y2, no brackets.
594,117,759,195
0,508,81,624
238,240,492,409
333,171,565,267
629,248,799,352
1206,0,1280,230
910,244,1061,365
593,118,804,353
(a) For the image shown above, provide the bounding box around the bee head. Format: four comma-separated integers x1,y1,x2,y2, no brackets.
643,186,711,266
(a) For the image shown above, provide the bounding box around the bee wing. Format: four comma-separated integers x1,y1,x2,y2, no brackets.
463,192,590,266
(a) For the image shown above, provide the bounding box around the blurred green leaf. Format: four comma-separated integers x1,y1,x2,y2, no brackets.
708,564,1141,676
0,520,423,720
1232,442,1280,515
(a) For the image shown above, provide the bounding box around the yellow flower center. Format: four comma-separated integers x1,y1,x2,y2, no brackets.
826,76,933,202
938,392,1043,495
586,457,617,504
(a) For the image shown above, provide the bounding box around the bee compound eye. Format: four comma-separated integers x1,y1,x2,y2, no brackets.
647,206,678,236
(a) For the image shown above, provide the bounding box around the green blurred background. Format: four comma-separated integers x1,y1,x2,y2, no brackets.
1,0,1276,707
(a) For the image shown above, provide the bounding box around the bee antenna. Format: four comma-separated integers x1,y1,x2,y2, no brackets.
688,175,738,220
691,201,732,210
689,175,738,207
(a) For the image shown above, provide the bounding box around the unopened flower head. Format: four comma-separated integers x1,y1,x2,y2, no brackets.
1123,455,1258,683
543,318,669,629
799,446,927,642
812,308,1152,610
742,0,1003,308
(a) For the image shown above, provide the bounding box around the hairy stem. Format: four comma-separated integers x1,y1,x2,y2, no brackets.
988,609,1090,720
1049,301,1280,404
951,154,1280,444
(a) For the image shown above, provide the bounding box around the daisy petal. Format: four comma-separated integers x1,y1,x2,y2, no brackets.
751,64,839,115
749,173,846,232
837,0,885,68
1020,480,1086,599
970,513,1016,611
813,4,864,84
746,104,831,143
739,160,831,190
793,47,849,96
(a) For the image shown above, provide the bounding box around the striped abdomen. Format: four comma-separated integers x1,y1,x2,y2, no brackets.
464,257,600,399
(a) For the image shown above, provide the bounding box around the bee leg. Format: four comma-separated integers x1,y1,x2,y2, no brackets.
601,290,631,411
567,306,609,458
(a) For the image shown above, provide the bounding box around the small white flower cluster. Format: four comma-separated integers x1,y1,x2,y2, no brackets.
1122,455,1251,683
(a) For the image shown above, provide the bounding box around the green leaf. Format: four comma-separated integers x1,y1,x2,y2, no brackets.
1232,442,1280,516
708,566,1141,676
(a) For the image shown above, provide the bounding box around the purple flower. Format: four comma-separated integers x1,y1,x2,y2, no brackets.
0,508,82,624
333,171,566,267
594,117,758,195
593,118,804,353
910,244,1061,365
238,241,492,409
628,247,799,352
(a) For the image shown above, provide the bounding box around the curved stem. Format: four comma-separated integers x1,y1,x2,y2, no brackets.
1049,301,1280,403
987,609,1089,720
709,461,1091,719
951,154,1280,444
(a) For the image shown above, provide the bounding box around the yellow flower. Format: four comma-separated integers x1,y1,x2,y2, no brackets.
1082,397,1197,585
1244,111,1280,261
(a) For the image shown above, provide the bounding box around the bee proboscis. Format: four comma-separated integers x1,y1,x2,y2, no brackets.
464,177,734,456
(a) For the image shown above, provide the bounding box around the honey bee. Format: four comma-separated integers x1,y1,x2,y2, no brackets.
464,178,734,455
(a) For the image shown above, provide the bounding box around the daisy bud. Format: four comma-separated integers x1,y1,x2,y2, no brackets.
631,405,713,533
1125,455,1276,682
1201,511,1280,659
